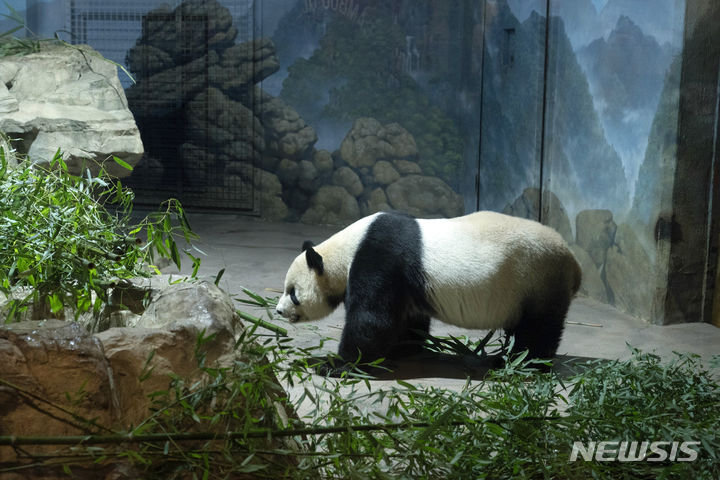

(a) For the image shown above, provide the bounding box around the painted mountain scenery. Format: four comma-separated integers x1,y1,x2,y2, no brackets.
3,0,687,320
266,0,685,319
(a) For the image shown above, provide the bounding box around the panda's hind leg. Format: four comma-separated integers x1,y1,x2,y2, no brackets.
506,290,570,362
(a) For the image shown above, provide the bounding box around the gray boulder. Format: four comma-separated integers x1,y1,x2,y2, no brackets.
297,160,320,192
125,44,175,78
362,187,392,216
605,223,654,321
212,38,280,95
187,87,264,158
313,149,335,174
179,142,215,188
132,0,236,64
576,209,617,267
332,166,364,197
0,43,143,177
260,93,317,160
215,169,287,221
339,117,418,168
277,158,300,185
97,281,241,426
0,80,19,114
570,244,609,302
126,52,219,113
393,159,422,175
385,175,464,218
372,160,401,186
301,185,361,225
254,169,289,221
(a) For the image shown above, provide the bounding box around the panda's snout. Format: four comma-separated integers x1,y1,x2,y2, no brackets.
275,307,285,317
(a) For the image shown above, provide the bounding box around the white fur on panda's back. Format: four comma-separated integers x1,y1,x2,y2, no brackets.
418,211,576,330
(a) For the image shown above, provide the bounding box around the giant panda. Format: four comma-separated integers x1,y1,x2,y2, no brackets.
276,211,582,371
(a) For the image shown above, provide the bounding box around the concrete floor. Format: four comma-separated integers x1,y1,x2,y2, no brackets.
175,213,720,381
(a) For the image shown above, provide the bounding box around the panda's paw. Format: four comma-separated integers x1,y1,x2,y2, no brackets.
315,361,355,378
307,355,376,378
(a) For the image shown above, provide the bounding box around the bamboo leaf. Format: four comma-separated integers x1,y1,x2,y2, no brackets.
112,156,133,171
214,268,225,286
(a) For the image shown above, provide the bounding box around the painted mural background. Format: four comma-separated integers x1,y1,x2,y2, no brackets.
3,0,688,322
263,0,685,321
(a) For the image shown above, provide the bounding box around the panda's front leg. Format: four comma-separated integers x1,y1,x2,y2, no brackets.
338,309,398,362
315,305,401,377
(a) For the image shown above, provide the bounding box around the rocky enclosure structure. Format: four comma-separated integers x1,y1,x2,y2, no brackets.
125,0,462,224
0,43,143,178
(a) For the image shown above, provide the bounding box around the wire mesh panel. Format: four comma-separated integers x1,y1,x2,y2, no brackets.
70,0,258,212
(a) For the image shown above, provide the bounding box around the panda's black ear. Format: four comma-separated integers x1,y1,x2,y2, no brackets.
305,246,324,275
301,240,315,252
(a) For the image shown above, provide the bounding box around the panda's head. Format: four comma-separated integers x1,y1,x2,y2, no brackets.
276,241,336,323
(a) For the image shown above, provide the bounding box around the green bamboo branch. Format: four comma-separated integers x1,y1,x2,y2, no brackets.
236,309,288,337
0,415,569,447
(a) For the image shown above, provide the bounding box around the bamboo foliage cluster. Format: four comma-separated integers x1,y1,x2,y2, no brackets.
2,320,719,479
0,139,199,322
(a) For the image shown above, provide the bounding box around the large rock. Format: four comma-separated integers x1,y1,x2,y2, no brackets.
503,188,574,245
97,281,240,425
177,0,238,53
372,160,401,186
211,38,280,95
0,43,143,177
0,320,119,475
605,223,655,321
339,118,418,168
385,175,464,218
332,166,364,197
0,279,298,477
260,93,317,160
0,321,116,432
256,169,289,221
313,149,335,174
570,244,609,302
187,87,265,158
297,159,320,192
129,0,236,65
361,187,392,216
210,168,287,221
277,158,300,185
126,52,220,112
393,159,422,175
576,210,617,267
250,168,289,221
301,185,361,225
179,142,215,188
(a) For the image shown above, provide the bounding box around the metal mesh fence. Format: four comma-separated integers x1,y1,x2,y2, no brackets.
70,0,258,212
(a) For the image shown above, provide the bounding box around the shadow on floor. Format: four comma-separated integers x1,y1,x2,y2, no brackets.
308,352,610,381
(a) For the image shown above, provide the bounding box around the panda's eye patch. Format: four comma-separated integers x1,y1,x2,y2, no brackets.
289,287,300,306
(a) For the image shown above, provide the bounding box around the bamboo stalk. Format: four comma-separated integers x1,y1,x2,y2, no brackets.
0,416,565,446
235,309,287,337
0,424,419,446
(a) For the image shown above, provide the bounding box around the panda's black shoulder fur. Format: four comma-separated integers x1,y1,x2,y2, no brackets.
338,212,434,362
